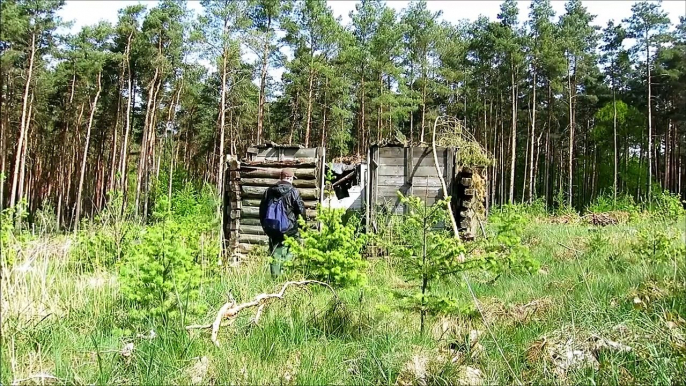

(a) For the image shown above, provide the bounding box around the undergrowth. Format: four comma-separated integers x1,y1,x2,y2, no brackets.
1,185,685,385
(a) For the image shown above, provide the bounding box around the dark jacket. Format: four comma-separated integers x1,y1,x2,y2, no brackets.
259,181,306,239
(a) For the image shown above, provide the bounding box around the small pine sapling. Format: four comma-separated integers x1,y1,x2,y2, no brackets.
284,166,367,288
119,197,205,322
388,194,539,334
284,206,368,288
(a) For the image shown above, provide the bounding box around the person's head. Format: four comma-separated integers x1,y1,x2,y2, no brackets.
280,168,295,183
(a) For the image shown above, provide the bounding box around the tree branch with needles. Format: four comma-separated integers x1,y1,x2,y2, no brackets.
186,280,337,346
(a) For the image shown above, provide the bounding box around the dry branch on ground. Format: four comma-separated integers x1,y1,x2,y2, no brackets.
186,280,336,346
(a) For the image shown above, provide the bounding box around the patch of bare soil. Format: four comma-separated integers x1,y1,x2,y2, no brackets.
186,356,211,385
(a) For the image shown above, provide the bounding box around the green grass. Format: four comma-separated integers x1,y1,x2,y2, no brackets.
2,219,685,385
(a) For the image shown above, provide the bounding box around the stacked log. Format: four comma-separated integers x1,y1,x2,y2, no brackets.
227,149,323,256
454,166,487,240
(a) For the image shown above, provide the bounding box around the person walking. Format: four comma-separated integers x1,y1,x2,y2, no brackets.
259,168,306,278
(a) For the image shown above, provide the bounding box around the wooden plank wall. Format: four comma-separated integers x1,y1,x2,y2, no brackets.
371,146,454,214
226,147,324,257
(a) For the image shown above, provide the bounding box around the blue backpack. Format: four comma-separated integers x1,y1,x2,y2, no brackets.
263,197,290,234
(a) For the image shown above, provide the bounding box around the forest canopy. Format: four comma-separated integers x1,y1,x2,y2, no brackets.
1,0,684,228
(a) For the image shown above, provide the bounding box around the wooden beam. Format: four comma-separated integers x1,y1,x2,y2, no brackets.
241,198,318,209
242,186,319,200
238,233,269,245
241,178,317,188
239,225,265,235
242,160,316,167
239,167,317,180
242,205,317,219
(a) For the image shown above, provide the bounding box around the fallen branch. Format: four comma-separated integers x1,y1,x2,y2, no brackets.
186,280,336,346
12,373,63,386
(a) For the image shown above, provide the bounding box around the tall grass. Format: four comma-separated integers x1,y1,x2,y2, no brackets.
1,192,685,384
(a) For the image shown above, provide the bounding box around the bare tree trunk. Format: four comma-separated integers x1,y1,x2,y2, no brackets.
509,70,516,204
320,78,328,148
665,120,671,189
17,94,33,216
528,71,536,203
360,74,365,154
612,87,618,205
75,72,103,232
646,37,653,203
218,50,228,197
288,90,299,145
0,73,6,210
135,69,159,216
119,34,133,207
256,17,272,143
567,59,574,208
10,33,36,209
522,115,529,203
304,64,314,148
420,78,427,144
108,87,122,197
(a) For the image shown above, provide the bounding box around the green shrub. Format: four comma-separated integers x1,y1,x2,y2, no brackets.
119,197,205,321
633,226,686,264
586,193,640,214
71,191,139,270
285,205,368,288
0,199,31,268
485,205,540,275
649,190,684,222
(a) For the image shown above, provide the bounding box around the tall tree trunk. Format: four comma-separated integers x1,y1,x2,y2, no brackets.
135,69,159,216
613,87,618,205
304,64,314,148
528,71,536,203
10,33,36,209
500,93,506,204
360,74,365,154
420,76,427,144
256,17,272,143
646,31,653,199
108,85,122,197
0,72,6,210
119,34,133,205
664,120,671,189
522,110,530,203
509,70,516,204
288,90,299,145
567,59,575,208
218,50,228,197
17,93,33,219
74,72,103,232
320,78,328,148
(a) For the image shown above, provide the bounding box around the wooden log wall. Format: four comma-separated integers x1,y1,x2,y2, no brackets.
225,147,325,257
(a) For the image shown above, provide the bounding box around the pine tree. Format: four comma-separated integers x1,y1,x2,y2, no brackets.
624,1,671,199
